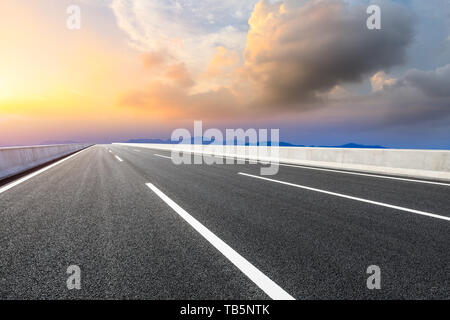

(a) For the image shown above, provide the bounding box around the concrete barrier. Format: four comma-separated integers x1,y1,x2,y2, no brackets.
115,143,450,181
0,144,92,180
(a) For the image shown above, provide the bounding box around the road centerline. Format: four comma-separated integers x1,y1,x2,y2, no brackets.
145,182,295,300
238,172,450,222
115,155,124,162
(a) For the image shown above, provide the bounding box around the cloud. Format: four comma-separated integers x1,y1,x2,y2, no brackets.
404,64,450,97
165,63,195,87
206,46,239,78
110,0,256,74
241,0,414,108
111,0,416,110
141,51,166,70
118,82,240,119
115,0,449,132
370,71,398,92
329,64,450,128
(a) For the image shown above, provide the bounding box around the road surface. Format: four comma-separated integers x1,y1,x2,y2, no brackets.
0,145,448,299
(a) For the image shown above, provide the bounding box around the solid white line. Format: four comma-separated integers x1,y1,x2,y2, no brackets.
191,153,263,164
168,150,448,186
238,172,450,222
0,147,90,195
277,163,450,187
146,182,295,300
154,154,172,159
115,155,123,162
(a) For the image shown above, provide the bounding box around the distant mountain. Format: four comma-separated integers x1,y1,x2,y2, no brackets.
244,141,305,147
126,138,304,146
125,139,385,148
317,143,387,149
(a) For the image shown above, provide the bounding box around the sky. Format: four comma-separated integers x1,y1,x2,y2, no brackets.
0,0,449,148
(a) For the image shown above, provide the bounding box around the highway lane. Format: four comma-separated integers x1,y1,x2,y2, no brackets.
111,145,450,299
0,144,449,299
0,146,268,299
123,146,450,217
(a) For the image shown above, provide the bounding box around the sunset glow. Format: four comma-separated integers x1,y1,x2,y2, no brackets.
1,0,450,149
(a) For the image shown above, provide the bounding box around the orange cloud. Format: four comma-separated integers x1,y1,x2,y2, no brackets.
142,51,166,70
370,72,398,92
206,46,239,78
165,63,195,88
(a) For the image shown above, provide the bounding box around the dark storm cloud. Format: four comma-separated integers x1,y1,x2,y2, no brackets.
243,0,415,108
404,64,450,98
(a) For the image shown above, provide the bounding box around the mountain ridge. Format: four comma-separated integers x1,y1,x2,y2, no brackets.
125,139,387,149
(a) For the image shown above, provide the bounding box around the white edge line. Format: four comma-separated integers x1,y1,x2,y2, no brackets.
278,163,450,187
0,147,90,195
154,154,172,159
145,182,295,300
115,155,124,162
238,172,450,222
154,149,448,186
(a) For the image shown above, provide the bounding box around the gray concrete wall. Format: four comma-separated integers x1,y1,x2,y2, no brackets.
0,144,92,180
116,143,450,181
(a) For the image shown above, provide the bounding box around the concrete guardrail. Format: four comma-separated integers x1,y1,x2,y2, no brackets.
0,144,92,180
115,143,450,181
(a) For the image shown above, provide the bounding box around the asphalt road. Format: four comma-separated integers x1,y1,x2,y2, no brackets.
0,144,448,299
